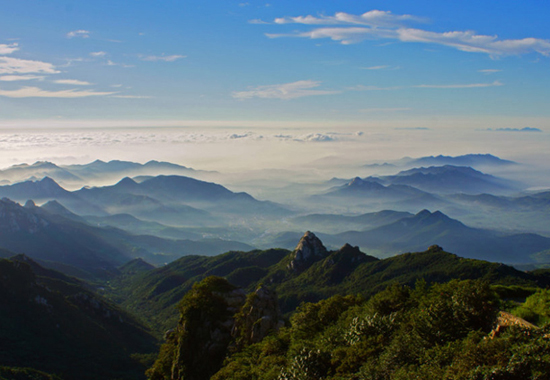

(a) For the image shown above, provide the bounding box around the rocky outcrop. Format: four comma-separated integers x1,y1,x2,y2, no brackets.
233,284,284,347
147,276,283,380
288,231,328,272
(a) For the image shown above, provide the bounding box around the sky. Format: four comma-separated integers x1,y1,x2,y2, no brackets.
0,1,549,175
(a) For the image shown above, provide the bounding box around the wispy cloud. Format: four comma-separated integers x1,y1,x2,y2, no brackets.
232,80,340,100
67,30,90,39
266,10,550,56
349,81,502,91
362,65,390,70
415,80,503,88
53,79,93,86
0,57,59,75
139,54,186,62
249,19,270,24
0,87,114,98
0,75,43,81
360,107,412,112
348,84,403,91
90,51,107,57
0,43,19,55
478,69,502,74
111,95,152,99
107,60,134,68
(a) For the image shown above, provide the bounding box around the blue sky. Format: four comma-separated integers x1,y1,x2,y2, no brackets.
0,0,549,130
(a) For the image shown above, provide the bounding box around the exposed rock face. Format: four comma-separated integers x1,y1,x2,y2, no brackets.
147,277,284,380
288,231,328,272
233,285,284,347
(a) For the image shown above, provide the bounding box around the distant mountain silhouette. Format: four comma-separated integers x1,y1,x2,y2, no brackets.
0,161,83,184
407,154,516,168
330,209,550,263
372,165,520,195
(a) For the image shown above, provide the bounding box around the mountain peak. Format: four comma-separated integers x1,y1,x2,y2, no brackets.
288,231,328,272
115,177,139,189
24,200,37,208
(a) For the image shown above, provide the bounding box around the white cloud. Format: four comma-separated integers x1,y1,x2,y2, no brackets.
139,54,186,62
0,43,19,55
267,27,392,45
0,75,44,81
90,51,106,57
274,10,423,27
266,10,550,56
0,86,114,98
53,79,93,86
0,57,59,75
415,80,503,89
232,80,340,100
67,30,90,38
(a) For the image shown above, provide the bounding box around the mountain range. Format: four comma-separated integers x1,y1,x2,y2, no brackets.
107,231,548,333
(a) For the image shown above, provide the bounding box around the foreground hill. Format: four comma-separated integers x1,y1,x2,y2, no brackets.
0,255,157,380
108,232,544,333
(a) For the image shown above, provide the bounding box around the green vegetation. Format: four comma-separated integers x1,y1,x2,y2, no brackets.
109,243,547,336
0,367,62,380
205,280,550,380
512,289,550,325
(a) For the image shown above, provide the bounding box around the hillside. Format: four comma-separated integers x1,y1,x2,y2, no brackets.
0,255,157,380
107,232,544,333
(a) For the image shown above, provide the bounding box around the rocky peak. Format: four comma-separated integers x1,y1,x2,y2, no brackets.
0,198,49,233
24,199,37,208
288,231,328,272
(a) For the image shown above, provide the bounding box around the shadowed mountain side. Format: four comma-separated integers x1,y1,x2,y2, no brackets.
108,248,289,331
0,256,157,380
0,198,130,278
0,199,258,280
